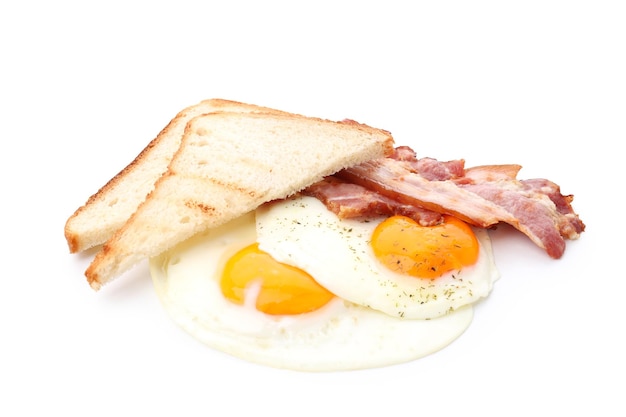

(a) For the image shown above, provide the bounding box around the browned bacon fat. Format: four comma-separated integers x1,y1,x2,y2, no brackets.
303,177,444,226
307,146,584,259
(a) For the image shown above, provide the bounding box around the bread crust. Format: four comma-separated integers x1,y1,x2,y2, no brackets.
84,110,394,290
64,99,289,253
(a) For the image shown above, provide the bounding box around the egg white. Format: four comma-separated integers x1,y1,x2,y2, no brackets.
257,196,500,320
149,210,474,372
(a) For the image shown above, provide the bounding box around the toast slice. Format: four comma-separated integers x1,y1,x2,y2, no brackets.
85,111,394,290
64,99,290,253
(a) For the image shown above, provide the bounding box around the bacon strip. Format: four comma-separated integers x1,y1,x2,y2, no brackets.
520,178,585,239
462,164,522,183
338,159,518,228
390,146,465,180
457,181,568,258
333,148,585,259
303,177,444,226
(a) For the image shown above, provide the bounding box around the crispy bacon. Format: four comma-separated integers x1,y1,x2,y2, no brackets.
390,146,465,180
303,177,444,226
462,164,522,183
318,146,586,259
520,178,585,239
457,180,569,258
338,158,517,228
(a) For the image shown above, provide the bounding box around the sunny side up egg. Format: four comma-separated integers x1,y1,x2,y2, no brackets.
149,195,500,372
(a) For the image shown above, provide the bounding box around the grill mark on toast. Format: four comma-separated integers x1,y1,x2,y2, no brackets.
206,176,264,198
79,107,395,290
184,201,216,214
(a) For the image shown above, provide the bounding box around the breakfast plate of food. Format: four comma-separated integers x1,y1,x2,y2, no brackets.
64,98,585,372
5,1,624,415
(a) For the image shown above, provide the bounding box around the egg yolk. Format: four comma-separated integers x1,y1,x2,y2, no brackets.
371,215,479,279
220,243,335,315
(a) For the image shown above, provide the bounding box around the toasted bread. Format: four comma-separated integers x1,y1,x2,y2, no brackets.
64,99,290,253
85,111,394,290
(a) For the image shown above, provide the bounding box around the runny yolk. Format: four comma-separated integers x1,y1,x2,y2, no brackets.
370,215,479,279
220,243,335,315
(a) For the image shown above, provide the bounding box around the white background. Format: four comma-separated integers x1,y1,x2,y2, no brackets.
2,1,624,416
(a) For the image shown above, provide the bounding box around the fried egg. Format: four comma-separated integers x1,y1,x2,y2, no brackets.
149,195,499,371
256,196,500,319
